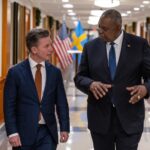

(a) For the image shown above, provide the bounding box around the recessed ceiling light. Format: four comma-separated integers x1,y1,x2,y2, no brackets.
127,11,131,14
90,10,103,16
88,20,98,25
68,9,73,13
143,1,150,4
62,0,69,2
68,12,76,16
134,7,140,11
121,13,128,17
140,5,145,7
94,0,120,8
63,4,74,8
88,16,99,25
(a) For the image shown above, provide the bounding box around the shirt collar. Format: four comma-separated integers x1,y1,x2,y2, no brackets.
107,30,124,46
114,30,123,45
28,55,45,69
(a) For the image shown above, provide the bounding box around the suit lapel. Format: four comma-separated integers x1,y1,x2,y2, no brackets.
114,32,130,80
42,62,51,101
23,60,53,102
97,38,111,78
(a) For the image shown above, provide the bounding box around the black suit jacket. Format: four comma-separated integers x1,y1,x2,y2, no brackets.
74,32,150,134
4,59,70,145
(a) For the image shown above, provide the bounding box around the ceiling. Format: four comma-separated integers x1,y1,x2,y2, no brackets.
23,0,150,29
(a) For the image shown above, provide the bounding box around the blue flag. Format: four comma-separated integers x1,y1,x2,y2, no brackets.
71,21,88,63
71,21,88,51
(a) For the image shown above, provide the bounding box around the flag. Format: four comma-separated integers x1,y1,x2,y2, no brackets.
71,21,88,64
53,21,73,70
71,21,88,51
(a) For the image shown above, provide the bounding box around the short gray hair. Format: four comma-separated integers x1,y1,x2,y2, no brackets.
101,9,122,26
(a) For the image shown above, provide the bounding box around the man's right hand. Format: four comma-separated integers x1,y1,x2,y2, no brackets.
90,81,112,100
9,135,22,147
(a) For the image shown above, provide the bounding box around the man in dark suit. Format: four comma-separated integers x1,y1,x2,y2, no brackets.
4,28,70,150
74,9,150,150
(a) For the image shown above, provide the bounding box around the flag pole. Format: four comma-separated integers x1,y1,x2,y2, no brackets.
63,14,66,22
75,54,79,73
76,18,80,73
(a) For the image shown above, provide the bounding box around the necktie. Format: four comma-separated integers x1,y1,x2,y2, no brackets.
108,42,116,80
35,64,42,101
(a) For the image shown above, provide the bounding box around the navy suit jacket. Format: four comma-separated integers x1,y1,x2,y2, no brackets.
4,59,69,145
74,32,150,135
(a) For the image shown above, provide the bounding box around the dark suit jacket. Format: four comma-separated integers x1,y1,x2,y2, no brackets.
4,59,69,145
74,31,150,135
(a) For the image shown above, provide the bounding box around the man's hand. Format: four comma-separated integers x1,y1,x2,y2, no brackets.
9,135,22,147
60,132,69,143
90,81,112,100
126,85,147,104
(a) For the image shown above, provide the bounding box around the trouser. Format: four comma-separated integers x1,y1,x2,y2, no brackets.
91,107,142,150
13,125,57,150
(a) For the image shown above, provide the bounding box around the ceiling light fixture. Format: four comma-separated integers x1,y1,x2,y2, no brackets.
68,9,73,13
88,16,99,25
62,0,69,2
63,4,74,8
90,10,104,16
94,0,120,8
68,12,76,16
143,1,150,4
134,7,140,11
121,13,128,17
127,11,131,14
140,5,144,7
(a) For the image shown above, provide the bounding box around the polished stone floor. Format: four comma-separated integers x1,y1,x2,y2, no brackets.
1,69,150,150
58,82,150,150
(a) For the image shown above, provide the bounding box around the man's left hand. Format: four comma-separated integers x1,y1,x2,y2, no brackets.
126,85,147,104
60,132,69,143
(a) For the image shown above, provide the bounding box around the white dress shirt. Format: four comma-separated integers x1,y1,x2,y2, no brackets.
29,56,46,124
106,31,124,107
106,30,124,65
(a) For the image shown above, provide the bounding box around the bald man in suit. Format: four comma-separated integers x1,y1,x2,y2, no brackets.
74,9,150,150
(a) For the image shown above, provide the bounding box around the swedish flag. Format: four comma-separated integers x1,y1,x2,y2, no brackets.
71,21,88,51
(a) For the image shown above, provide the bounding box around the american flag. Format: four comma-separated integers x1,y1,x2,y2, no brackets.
52,21,73,70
